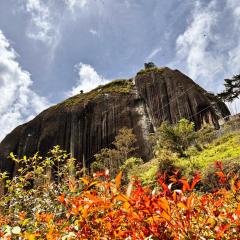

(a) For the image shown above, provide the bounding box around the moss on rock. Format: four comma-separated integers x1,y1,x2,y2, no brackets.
49,79,134,111
136,67,167,76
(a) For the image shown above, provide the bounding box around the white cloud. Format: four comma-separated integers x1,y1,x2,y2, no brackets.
226,0,240,17
173,0,240,113
64,0,88,11
175,1,223,88
226,0,240,75
24,0,59,46
68,63,109,96
124,0,131,9
23,0,90,55
146,47,162,61
89,29,98,36
0,30,49,140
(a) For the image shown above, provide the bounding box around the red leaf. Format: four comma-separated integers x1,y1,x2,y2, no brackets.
58,194,66,204
180,179,190,192
236,203,240,217
214,161,223,171
190,174,201,191
216,171,225,178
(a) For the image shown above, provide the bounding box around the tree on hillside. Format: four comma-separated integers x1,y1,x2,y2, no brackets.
218,74,240,102
151,119,197,157
91,127,137,178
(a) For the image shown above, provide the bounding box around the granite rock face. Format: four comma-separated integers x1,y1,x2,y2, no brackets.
0,67,230,176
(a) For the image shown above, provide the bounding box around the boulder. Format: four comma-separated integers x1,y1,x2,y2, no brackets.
0,67,230,176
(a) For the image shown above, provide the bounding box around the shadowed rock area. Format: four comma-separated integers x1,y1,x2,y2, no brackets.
0,67,230,176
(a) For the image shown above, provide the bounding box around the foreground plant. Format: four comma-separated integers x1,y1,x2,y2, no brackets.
0,148,239,239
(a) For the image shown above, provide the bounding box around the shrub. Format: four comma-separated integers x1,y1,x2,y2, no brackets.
128,149,179,186
201,158,240,192
175,131,240,179
120,157,144,182
91,127,137,178
151,119,197,157
0,155,240,240
224,117,240,132
196,124,217,146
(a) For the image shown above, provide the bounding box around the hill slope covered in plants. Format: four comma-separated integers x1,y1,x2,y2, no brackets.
0,117,239,239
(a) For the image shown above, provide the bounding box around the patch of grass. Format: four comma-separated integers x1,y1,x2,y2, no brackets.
176,131,240,176
95,79,134,94
136,67,167,76
134,158,159,185
223,117,240,131
130,150,179,185
49,79,134,111
128,158,159,185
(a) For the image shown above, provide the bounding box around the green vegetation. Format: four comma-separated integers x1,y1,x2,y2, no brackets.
50,79,134,111
91,127,138,179
176,131,240,177
0,119,239,239
150,119,197,157
88,119,240,188
129,119,240,186
144,62,157,69
0,146,239,239
56,66,170,110
137,66,167,76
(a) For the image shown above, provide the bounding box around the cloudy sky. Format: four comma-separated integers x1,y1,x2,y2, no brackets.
0,0,240,140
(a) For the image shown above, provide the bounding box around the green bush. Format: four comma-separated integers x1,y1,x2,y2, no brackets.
196,124,217,146
151,119,197,157
0,146,77,221
91,127,137,179
129,149,179,186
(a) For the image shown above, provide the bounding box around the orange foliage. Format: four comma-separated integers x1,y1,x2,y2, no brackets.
0,165,239,239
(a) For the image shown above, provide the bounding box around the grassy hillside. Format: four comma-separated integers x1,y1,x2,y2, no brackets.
132,120,240,185
177,130,240,175
0,119,239,239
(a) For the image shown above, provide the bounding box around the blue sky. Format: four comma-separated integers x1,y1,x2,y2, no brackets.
0,0,239,140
